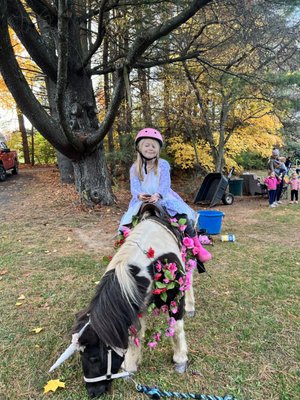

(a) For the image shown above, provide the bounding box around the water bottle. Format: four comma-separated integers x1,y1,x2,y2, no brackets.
221,234,235,242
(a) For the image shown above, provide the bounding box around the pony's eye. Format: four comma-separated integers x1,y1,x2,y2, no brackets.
89,356,100,363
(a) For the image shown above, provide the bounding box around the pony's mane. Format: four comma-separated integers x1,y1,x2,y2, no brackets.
75,216,182,349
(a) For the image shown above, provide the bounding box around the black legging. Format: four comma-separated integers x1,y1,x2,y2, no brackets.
276,174,285,201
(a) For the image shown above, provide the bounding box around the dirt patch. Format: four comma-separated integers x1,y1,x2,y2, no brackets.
1,166,297,253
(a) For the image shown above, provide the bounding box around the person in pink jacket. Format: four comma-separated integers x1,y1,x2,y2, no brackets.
264,171,281,208
288,172,300,204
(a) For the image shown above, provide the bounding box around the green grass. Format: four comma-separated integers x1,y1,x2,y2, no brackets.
0,199,299,400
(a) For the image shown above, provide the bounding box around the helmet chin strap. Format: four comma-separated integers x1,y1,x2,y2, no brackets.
137,151,157,174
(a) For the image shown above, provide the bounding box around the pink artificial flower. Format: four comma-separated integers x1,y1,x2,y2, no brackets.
154,273,162,281
168,317,176,327
179,224,187,232
148,341,157,349
165,327,175,337
188,259,197,269
129,325,138,336
169,263,177,274
155,261,162,272
161,305,169,314
170,301,178,314
163,278,170,284
192,247,200,255
178,277,184,285
183,237,194,249
152,308,160,316
147,247,155,258
121,226,131,238
169,218,178,224
134,337,140,347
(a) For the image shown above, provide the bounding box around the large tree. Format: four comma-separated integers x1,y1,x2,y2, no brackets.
0,0,212,204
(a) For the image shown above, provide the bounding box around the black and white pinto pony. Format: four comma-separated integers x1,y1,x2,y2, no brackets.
49,210,195,398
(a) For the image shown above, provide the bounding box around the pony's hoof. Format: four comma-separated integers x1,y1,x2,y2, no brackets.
174,362,187,373
185,310,195,317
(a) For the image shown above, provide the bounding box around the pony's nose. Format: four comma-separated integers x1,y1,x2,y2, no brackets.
87,384,107,398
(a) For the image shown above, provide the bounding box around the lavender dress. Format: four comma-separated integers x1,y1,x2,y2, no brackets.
119,159,196,228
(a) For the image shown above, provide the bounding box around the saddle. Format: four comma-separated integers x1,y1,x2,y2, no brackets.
137,202,170,220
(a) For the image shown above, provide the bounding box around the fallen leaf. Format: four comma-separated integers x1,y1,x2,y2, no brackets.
31,327,43,334
18,294,26,300
0,270,8,275
66,237,72,242
15,302,23,306
94,281,100,285
44,379,65,393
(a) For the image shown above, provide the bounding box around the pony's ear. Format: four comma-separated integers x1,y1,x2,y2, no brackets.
78,325,99,347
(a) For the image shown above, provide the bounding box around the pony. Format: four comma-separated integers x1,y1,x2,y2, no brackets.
49,211,195,398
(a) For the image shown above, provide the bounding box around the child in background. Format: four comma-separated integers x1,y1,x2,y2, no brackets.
264,170,281,208
288,172,300,204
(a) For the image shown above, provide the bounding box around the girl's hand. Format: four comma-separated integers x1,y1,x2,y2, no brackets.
138,193,151,202
148,193,161,203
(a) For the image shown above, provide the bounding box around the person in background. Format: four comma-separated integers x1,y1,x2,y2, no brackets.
288,172,300,204
119,127,212,263
264,170,281,208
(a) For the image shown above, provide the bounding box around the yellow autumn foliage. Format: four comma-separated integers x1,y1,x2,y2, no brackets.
167,112,282,171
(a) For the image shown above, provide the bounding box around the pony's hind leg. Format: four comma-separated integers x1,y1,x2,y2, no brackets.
185,273,195,317
172,319,188,373
123,317,146,373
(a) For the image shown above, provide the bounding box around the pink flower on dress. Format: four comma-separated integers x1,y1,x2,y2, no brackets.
183,237,194,249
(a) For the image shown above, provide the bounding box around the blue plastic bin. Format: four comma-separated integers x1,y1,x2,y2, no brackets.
197,210,225,234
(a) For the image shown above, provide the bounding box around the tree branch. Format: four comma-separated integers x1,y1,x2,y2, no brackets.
0,0,78,159
125,0,212,67
81,0,108,70
56,0,84,152
7,0,57,81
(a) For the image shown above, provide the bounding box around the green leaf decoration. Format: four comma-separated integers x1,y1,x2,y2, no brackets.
160,292,167,302
155,281,167,289
167,282,176,290
164,270,174,280
178,218,187,225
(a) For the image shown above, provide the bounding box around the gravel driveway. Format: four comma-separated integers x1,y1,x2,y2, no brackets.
0,170,36,206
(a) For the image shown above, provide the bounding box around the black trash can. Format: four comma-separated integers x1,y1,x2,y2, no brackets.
229,178,244,196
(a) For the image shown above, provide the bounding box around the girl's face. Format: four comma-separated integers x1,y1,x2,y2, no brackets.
270,171,275,177
139,139,160,159
292,173,297,179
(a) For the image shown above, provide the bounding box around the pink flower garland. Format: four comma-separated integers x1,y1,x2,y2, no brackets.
119,218,197,350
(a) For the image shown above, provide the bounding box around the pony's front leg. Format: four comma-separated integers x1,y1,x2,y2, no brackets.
123,317,146,373
172,319,188,373
185,272,195,317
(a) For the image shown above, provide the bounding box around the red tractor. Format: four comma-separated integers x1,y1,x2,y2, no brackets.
0,135,19,181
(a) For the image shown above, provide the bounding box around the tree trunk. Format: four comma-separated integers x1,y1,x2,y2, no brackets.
73,144,114,206
56,151,74,183
17,107,31,164
138,68,152,126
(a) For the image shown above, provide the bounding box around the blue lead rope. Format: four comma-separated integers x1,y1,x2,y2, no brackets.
136,384,237,400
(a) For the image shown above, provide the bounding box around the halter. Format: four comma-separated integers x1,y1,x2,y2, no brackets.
84,347,131,383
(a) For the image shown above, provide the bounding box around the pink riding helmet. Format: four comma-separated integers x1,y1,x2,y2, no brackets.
135,128,163,147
